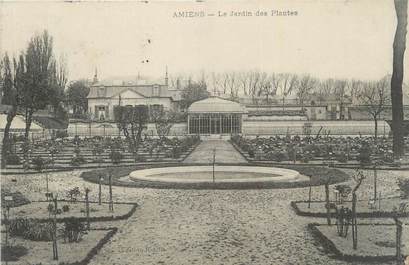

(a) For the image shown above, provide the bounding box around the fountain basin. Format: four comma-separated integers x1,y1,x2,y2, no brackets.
129,166,308,184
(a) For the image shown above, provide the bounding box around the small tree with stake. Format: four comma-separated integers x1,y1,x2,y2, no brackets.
351,170,366,250
392,203,407,265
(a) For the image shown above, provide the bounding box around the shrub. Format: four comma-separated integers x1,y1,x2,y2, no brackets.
134,154,147,162
110,151,123,164
397,178,409,199
357,143,372,165
62,218,85,243
62,205,70,212
248,148,255,158
336,152,348,163
1,245,28,262
301,153,312,163
9,218,53,241
70,156,86,166
67,187,81,202
334,184,352,202
6,154,21,165
31,156,46,172
172,146,181,159
55,130,68,139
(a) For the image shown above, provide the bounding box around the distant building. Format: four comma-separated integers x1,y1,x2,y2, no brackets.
87,70,182,121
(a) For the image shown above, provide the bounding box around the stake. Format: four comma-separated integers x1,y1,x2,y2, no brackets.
109,172,113,212
85,188,90,230
98,176,102,205
373,165,377,201
396,218,403,265
212,148,216,183
52,196,58,260
308,175,312,208
46,171,49,195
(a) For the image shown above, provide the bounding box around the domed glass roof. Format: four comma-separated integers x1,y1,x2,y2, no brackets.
188,97,246,113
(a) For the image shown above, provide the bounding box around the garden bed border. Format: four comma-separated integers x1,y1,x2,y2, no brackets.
4,200,138,223
291,200,409,218
60,227,118,265
308,222,398,262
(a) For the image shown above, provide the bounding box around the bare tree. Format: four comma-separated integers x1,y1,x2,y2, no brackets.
248,71,262,104
227,72,239,100
316,78,335,105
391,0,407,159
357,77,390,141
259,73,278,104
333,79,349,120
348,79,364,105
238,72,249,96
296,74,317,111
210,72,221,96
278,73,298,110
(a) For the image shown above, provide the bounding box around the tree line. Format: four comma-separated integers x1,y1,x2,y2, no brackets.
0,30,67,168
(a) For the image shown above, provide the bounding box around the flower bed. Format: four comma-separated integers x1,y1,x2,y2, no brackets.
1,227,117,265
231,135,395,165
291,198,409,218
5,201,137,223
308,223,408,262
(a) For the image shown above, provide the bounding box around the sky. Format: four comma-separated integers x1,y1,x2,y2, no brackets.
0,0,408,83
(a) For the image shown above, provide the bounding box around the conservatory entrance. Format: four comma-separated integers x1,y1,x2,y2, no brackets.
187,97,246,135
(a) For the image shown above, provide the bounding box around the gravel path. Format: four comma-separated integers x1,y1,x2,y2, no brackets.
183,140,247,164
2,169,408,265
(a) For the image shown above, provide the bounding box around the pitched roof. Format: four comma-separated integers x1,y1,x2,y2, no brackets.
87,84,181,101
188,97,247,113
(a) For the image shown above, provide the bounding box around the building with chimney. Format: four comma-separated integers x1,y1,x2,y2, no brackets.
87,69,182,121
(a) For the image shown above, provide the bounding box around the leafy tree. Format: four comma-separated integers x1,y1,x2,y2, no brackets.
1,53,22,169
150,107,178,141
180,80,209,110
114,105,149,159
66,80,90,116
49,58,67,117
21,30,65,141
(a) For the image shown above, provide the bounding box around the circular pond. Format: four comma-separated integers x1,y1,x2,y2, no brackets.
129,166,309,184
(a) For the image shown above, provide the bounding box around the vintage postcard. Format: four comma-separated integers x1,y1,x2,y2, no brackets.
0,1,408,264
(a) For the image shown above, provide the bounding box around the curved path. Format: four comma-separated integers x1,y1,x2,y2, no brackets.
183,140,247,164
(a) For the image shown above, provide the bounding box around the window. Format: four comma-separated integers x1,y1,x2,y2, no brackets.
153,85,160,97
